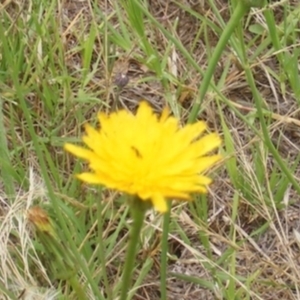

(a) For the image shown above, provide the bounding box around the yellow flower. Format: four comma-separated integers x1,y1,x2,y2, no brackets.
65,101,221,212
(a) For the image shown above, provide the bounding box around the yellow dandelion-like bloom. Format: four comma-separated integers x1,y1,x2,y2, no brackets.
65,101,222,212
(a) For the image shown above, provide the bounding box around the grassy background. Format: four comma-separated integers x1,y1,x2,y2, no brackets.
1,0,300,299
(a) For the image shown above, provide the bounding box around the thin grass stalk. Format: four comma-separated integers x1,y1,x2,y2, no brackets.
160,203,171,300
188,1,252,123
96,196,112,300
0,282,18,300
0,98,15,200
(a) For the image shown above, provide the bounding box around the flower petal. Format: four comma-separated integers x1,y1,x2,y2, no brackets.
64,144,94,160
77,172,105,184
151,194,168,213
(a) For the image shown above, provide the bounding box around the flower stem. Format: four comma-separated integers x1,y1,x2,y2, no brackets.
188,1,251,123
120,198,147,300
160,202,171,300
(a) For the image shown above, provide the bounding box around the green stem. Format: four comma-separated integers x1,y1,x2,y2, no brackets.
120,199,147,300
188,1,250,123
160,202,171,300
38,232,88,299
